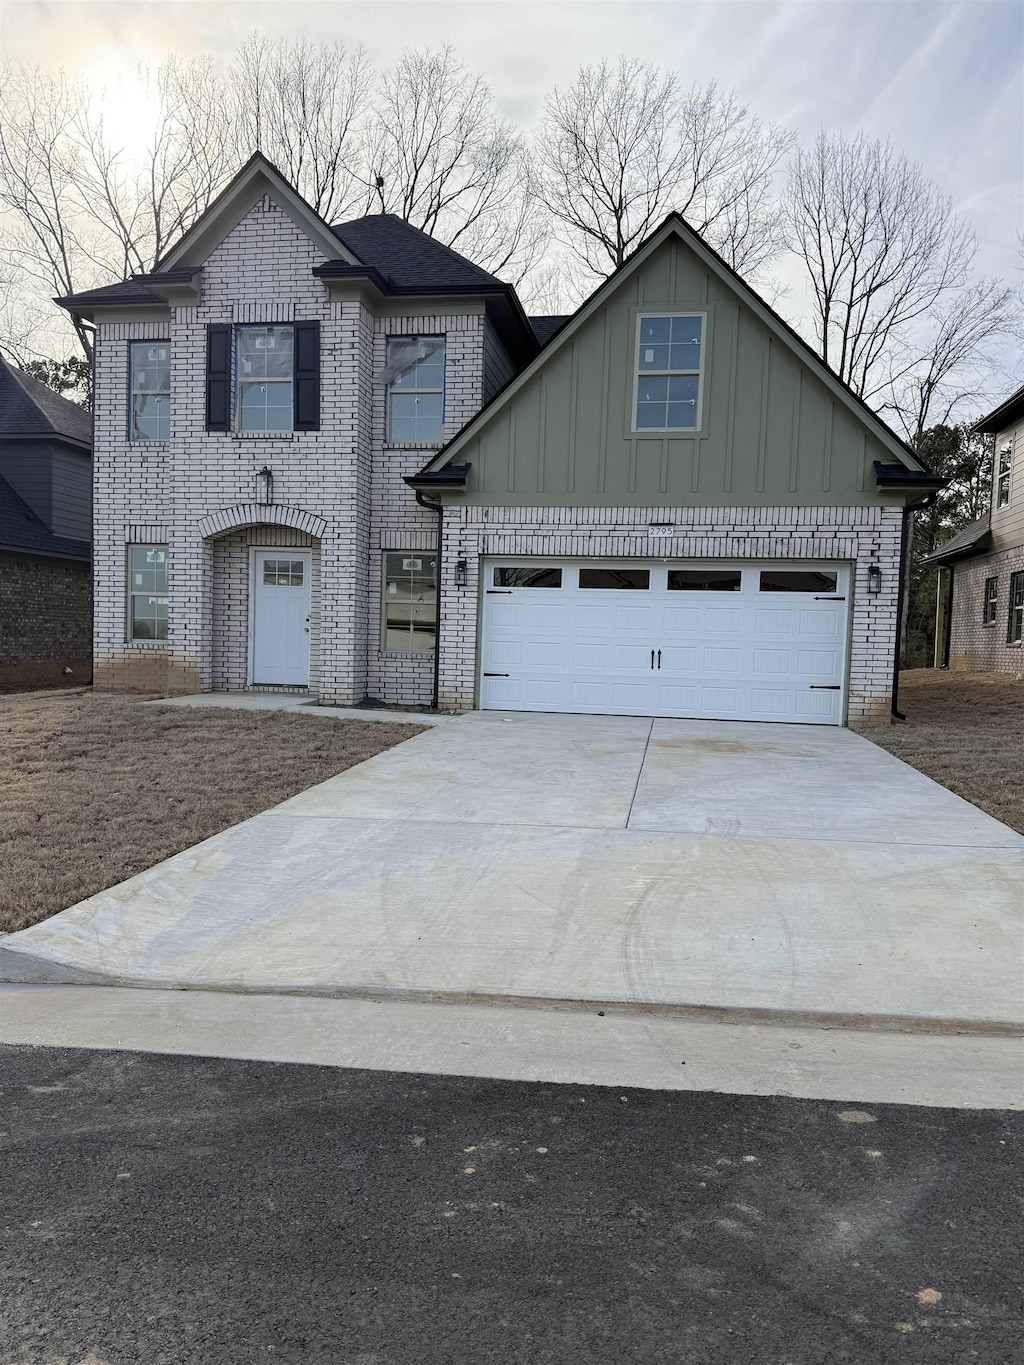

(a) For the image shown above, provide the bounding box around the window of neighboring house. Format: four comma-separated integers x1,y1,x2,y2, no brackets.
383,552,437,651
236,325,294,432
1007,571,1024,645
996,444,1013,509
386,338,445,444
982,576,998,626
129,342,170,440
128,546,168,641
634,314,704,431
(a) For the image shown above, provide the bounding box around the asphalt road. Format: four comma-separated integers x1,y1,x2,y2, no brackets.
1,1044,1020,1365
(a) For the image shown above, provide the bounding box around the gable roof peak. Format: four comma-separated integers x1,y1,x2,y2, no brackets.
417,204,925,479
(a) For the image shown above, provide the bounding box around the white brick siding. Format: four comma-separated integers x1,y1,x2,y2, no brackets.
92,199,482,701
438,505,903,726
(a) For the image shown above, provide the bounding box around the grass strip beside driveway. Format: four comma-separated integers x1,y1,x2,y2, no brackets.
871,670,1023,835
0,690,424,933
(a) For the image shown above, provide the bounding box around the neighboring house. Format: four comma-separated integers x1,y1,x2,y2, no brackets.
926,385,1024,676
58,152,941,727
0,356,92,689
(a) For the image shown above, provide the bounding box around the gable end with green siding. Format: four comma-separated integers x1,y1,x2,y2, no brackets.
419,215,927,509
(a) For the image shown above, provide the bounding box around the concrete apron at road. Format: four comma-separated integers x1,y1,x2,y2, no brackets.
1,712,1022,1034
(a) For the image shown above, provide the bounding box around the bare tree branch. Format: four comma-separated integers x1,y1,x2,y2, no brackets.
537,60,789,285
232,33,370,222
361,47,548,283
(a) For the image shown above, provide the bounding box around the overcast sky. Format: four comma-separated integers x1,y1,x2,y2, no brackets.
3,0,1022,379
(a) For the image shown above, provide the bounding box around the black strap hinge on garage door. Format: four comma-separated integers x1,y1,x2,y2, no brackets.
486,590,513,594
483,672,510,677
815,595,846,600
809,685,841,690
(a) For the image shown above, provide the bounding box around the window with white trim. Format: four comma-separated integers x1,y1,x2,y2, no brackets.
982,576,998,626
634,314,703,430
386,338,445,444
383,552,437,651
129,342,170,441
996,444,1013,509
236,325,294,432
128,546,168,641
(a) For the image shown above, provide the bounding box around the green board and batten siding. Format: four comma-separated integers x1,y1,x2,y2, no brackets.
456,237,894,508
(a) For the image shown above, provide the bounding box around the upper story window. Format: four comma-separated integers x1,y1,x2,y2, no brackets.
129,342,170,441
996,443,1013,509
237,325,294,433
206,321,319,435
634,314,704,431
386,338,445,444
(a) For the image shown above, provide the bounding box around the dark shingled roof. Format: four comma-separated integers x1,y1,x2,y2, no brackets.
923,514,994,566
0,475,90,561
973,383,1024,435
0,355,93,447
529,315,571,347
56,279,162,308
331,214,508,292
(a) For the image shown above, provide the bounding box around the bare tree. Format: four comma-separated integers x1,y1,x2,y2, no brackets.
789,135,975,394
0,56,237,364
537,59,789,286
361,47,547,283
0,62,96,361
73,56,236,280
232,33,370,222
883,278,1019,446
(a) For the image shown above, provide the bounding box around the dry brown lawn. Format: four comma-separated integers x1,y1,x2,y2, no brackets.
0,690,424,933
870,670,1024,834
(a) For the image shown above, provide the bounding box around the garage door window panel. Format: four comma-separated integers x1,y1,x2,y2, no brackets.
494,567,563,588
579,568,650,589
668,569,742,592
760,569,838,593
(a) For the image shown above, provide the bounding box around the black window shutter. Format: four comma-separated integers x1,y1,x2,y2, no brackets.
206,324,232,432
293,321,320,431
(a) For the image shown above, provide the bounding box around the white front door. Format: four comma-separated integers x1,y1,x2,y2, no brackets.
251,549,311,686
480,560,851,724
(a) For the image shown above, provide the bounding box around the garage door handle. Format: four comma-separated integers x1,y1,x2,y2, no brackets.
809,685,841,690
815,596,846,601
650,649,655,669
657,649,662,669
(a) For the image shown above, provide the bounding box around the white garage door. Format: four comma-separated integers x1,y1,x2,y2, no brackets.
480,560,851,724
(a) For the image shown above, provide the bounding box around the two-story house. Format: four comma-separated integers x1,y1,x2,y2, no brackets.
0,356,92,688
926,384,1024,674
59,153,940,727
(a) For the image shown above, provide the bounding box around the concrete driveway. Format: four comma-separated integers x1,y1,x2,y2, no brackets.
2,712,1021,1030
